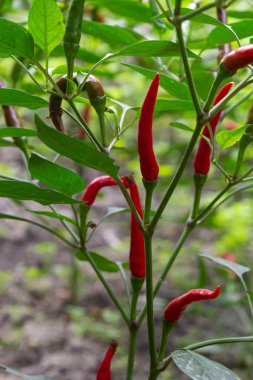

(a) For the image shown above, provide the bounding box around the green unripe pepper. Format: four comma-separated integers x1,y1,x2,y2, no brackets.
63,0,85,82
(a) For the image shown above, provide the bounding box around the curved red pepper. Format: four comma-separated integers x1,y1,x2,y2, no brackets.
163,286,221,323
221,45,253,74
129,180,145,279
138,73,160,182
194,82,234,175
81,175,130,206
97,339,118,380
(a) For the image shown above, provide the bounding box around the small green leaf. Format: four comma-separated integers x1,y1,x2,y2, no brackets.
0,89,48,109
122,63,191,100
28,0,65,55
155,99,194,114
172,350,242,380
82,20,142,46
216,124,248,151
0,139,15,147
76,250,119,272
0,18,34,58
87,0,152,23
0,364,55,380
169,122,193,132
115,40,201,59
35,115,119,178
0,128,37,138
0,180,80,205
207,20,253,46
27,209,76,225
28,154,85,196
200,254,250,281
227,10,253,19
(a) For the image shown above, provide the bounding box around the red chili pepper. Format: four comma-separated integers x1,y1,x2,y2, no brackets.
97,339,118,380
221,45,253,74
194,82,234,175
138,73,160,182
163,286,221,323
129,180,145,279
81,175,130,206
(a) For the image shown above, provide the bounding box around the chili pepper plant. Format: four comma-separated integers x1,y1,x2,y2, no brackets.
0,0,253,379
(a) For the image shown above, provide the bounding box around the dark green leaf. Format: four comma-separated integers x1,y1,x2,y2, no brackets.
201,254,250,281
28,154,85,196
0,128,37,138
0,180,80,205
82,20,142,46
35,115,119,178
0,364,55,380
172,350,242,380
122,63,191,100
216,125,248,150
155,99,194,114
0,89,48,109
115,40,200,59
169,122,193,132
76,249,119,272
155,8,223,26
28,0,65,55
0,18,34,58
207,21,253,46
87,0,152,23
0,139,14,147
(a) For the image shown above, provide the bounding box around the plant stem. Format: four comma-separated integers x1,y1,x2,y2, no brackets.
221,88,253,120
158,321,174,361
145,233,158,370
49,205,79,244
174,23,202,118
126,328,138,380
82,246,130,326
68,99,106,152
138,225,192,324
174,0,182,16
11,56,45,92
98,112,107,148
179,1,218,22
162,335,253,368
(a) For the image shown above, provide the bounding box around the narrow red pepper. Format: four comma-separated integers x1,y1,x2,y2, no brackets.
97,339,118,380
163,286,221,323
221,45,253,75
138,73,160,182
194,82,234,175
81,175,130,206
129,180,145,279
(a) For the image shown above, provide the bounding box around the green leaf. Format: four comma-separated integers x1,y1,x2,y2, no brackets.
28,154,85,196
0,364,55,380
0,128,37,138
155,8,223,26
207,21,253,46
172,350,242,380
87,0,152,23
155,99,194,114
28,0,65,55
26,210,76,225
82,20,142,47
122,63,191,100
0,180,80,205
115,40,200,59
0,89,48,109
76,250,119,272
227,10,253,19
200,254,250,281
0,139,15,147
216,125,248,151
0,18,34,58
35,115,119,178
169,122,193,132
